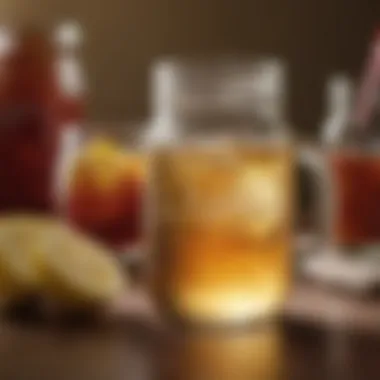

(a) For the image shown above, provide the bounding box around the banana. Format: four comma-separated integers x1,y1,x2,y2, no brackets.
0,215,126,311
40,231,125,307
0,215,63,299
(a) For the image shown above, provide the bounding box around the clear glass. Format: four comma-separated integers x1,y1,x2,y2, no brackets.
329,71,380,252
55,123,148,259
329,34,380,252
149,57,293,326
305,68,380,258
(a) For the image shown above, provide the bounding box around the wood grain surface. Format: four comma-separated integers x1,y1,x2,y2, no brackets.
0,284,380,380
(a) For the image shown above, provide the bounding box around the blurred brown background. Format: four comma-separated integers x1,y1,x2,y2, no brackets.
0,0,378,134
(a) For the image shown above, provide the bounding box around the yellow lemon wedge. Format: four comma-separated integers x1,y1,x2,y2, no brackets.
72,137,128,192
81,136,120,161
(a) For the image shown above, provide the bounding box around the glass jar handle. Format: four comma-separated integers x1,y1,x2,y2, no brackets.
298,146,333,245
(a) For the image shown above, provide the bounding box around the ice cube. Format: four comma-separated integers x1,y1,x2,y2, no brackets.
236,165,287,238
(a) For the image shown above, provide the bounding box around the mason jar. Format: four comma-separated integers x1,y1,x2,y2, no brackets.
148,57,294,327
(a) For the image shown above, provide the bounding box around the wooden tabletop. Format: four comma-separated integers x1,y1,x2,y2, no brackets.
0,317,380,380
1,287,380,380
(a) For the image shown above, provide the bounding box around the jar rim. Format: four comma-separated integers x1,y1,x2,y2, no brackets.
153,54,285,72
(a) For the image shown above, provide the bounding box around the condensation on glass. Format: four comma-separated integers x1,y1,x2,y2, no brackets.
148,57,294,326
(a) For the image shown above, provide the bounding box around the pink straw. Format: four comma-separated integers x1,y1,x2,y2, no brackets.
352,28,380,130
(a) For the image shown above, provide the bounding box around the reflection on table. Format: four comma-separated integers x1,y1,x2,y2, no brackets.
157,323,282,380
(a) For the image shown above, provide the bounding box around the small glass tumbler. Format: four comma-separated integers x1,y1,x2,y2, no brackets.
55,123,148,261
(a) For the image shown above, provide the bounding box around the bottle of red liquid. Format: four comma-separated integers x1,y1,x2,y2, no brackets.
0,23,85,214
0,26,56,212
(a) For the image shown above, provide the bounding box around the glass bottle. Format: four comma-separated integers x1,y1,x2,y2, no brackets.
0,26,58,213
0,23,87,215
148,57,294,326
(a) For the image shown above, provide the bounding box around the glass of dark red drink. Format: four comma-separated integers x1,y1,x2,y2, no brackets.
331,150,380,246
300,146,380,254
56,124,147,258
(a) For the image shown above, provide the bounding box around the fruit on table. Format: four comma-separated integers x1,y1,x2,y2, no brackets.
0,214,126,310
40,231,125,306
0,215,63,299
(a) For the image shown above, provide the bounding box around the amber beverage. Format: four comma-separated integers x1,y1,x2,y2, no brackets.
151,142,293,325
331,151,380,245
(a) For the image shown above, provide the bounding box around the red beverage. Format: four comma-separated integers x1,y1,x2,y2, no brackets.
331,152,380,245
65,137,146,251
0,25,84,214
0,27,56,212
